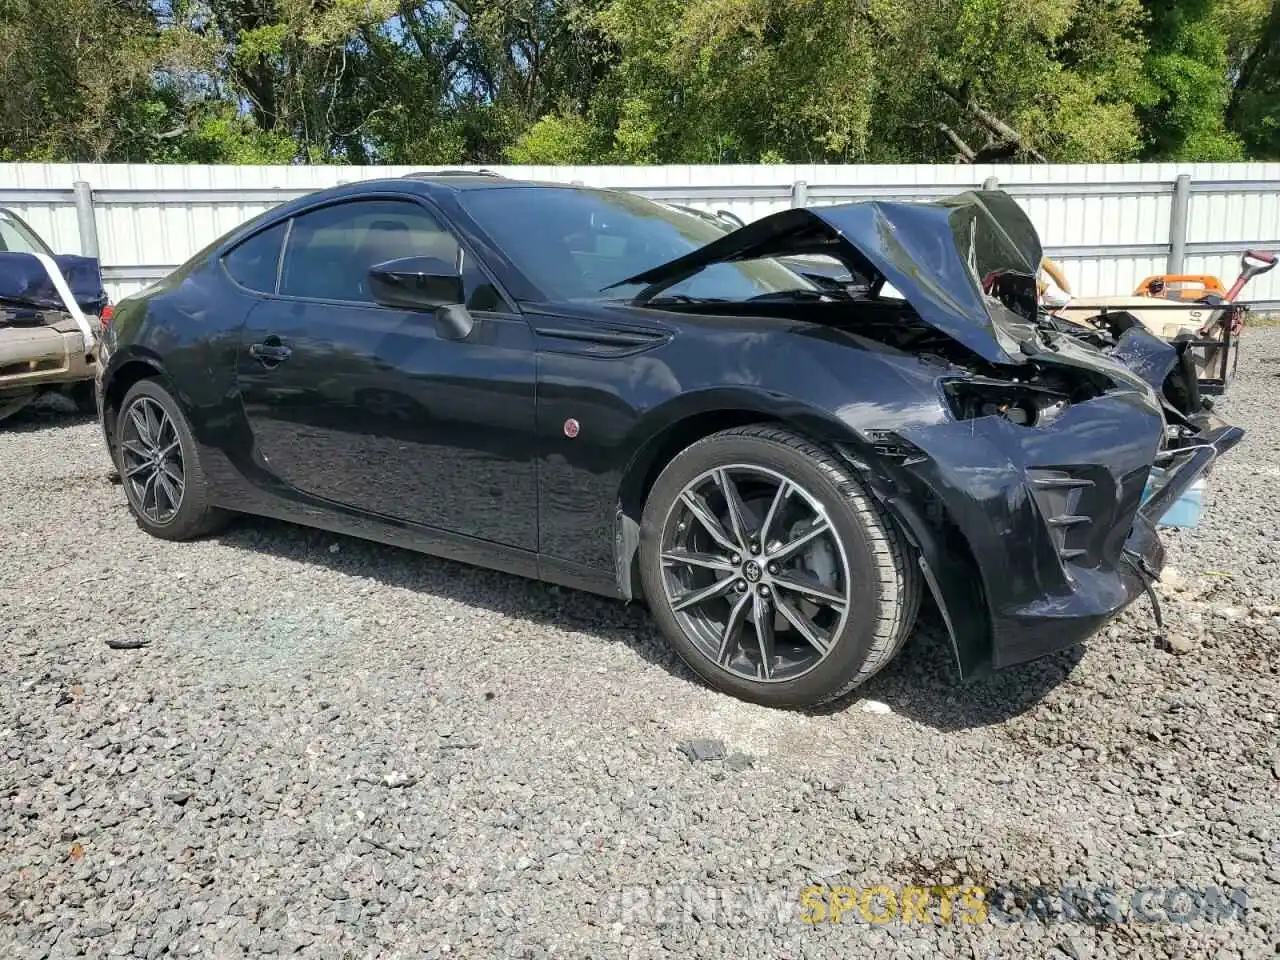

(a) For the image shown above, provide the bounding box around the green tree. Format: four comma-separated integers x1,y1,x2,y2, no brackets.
1,0,1275,166
1139,0,1243,159
1223,0,1280,158
0,0,203,161
869,0,1151,162
558,0,1153,163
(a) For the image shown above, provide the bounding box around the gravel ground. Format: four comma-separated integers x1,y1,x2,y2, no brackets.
2,331,1279,960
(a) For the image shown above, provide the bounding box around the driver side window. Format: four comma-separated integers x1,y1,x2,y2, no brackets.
277,199,508,311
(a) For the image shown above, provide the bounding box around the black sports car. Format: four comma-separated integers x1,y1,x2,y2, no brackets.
95,176,1241,707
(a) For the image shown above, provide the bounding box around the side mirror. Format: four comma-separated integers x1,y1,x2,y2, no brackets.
368,256,462,310
367,256,474,340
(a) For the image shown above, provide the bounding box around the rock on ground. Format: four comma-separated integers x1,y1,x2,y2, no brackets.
3,331,1279,958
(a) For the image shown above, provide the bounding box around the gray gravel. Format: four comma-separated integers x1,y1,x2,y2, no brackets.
3,331,1280,959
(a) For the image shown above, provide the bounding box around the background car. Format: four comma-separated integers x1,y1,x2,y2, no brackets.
95,176,1237,707
0,207,107,422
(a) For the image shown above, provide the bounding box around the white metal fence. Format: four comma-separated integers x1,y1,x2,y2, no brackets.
1,162,1278,306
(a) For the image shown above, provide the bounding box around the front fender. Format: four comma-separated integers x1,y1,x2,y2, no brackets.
603,328,959,601
539,315,955,595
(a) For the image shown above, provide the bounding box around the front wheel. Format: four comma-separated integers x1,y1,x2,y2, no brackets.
639,425,921,708
115,379,227,540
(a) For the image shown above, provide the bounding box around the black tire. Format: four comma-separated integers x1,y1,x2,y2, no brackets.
115,379,227,541
639,425,921,708
68,380,97,415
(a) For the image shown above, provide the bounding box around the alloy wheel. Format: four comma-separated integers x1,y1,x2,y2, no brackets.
119,396,186,524
659,464,852,683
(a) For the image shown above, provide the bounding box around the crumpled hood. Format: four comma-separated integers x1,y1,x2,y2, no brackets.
0,251,108,314
616,190,1044,365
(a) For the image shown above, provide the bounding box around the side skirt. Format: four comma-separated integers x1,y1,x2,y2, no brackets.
210,491,624,601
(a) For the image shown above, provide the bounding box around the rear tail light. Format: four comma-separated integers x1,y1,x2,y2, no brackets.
99,303,114,331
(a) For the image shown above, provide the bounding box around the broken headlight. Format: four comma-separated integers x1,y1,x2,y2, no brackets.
942,380,1070,428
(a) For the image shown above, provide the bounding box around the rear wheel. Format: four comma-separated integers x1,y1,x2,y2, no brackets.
116,379,227,540
639,425,920,708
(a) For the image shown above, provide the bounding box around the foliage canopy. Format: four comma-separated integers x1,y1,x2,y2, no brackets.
0,0,1275,164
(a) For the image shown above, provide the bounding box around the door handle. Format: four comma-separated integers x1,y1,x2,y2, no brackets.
249,337,292,366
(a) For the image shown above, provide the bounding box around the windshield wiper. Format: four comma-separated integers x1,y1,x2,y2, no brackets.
644,294,729,306
743,288,846,303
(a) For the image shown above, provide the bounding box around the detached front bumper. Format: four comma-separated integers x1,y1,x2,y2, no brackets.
876,392,1239,676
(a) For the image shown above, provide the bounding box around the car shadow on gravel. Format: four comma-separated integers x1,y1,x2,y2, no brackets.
211,515,698,677
214,517,1085,729
0,397,96,432
822,602,1087,731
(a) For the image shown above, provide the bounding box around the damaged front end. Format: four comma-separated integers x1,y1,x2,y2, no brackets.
854,312,1241,676
869,368,1240,676
621,189,1243,676
0,244,106,422
843,196,1243,674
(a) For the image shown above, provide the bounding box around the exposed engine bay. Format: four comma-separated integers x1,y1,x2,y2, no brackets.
666,292,1204,446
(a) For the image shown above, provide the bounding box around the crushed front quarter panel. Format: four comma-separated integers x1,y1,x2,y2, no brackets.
882,388,1166,674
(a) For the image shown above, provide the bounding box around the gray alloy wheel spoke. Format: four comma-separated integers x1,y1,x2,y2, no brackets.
718,591,752,665
716,469,753,550
120,397,185,525
752,591,776,680
771,570,847,610
680,491,741,554
758,480,791,549
670,575,735,613
144,401,162,448
769,518,831,563
141,471,160,520
159,461,185,491
662,549,736,572
773,592,832,656
156,470,181,511
129,406,154,446
660,463,852,685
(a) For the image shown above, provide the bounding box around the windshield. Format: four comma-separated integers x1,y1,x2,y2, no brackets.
458,186,813,302
0,209,54,256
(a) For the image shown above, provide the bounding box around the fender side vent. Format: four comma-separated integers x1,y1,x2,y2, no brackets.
1029,469,1097,565
863,430,928,465
1031,475,1094,490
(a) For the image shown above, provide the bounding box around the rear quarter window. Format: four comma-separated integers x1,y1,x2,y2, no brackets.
221,222,288,293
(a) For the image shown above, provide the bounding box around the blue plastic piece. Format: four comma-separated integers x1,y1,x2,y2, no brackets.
1142,468,1206,528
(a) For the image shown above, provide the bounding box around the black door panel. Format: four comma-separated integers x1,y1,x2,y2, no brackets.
236,300,537,548
232,197,537,550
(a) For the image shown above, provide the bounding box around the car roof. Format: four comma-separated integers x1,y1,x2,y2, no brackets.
399,169,507,186
364,173,598,194
213,174,612,255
